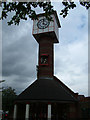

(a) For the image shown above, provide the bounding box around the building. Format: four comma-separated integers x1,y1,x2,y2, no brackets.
12,11,90,120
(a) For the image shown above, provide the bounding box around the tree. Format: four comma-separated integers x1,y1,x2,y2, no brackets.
0,80,5,90
2,87,17,112
1,1,90,25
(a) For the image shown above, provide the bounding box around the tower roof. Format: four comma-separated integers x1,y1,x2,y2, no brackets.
16,76,77,103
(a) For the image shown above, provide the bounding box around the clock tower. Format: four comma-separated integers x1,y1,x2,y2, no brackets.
14,11,78,120
32,11,61,79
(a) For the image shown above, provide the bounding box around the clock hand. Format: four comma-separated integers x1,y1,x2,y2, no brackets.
43,19,44,25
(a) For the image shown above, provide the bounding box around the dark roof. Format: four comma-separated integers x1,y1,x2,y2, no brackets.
16,76,77,103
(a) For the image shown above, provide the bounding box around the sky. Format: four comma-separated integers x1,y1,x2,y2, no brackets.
2,2,88,97
88,8,90,96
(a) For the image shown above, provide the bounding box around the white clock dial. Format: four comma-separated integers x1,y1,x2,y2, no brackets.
37,18,50,29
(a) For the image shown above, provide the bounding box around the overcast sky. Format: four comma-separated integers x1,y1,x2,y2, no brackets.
2,2,88,97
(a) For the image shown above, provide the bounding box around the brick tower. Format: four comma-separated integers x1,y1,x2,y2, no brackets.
32,11,61,79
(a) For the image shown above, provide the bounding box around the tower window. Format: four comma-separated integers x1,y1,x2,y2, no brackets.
40,54,49,66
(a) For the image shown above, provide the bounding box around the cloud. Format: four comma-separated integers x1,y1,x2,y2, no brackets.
54,27,88,96
53,3,88,96
2,17,38,94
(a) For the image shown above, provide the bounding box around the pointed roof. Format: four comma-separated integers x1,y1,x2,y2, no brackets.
16,76,77,103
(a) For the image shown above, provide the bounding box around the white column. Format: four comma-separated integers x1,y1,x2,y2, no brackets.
13,104,17,120
25,104,30,120
48,104,51,120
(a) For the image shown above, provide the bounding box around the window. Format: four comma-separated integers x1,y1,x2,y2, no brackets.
40,54,49,66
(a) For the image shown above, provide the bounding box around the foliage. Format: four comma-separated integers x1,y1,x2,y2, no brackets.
1,2,54,25
0,1,90,25
60,2,90,18
0,80,5,83
2,87,17,112
0,80,5,90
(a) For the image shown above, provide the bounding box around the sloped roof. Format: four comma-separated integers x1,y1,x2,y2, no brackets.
16,76,77,103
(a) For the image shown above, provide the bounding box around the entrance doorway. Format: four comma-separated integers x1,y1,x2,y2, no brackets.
29,103,47,120
52,103,69,120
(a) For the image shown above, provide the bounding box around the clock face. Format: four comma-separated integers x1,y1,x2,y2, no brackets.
37,18,50,29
